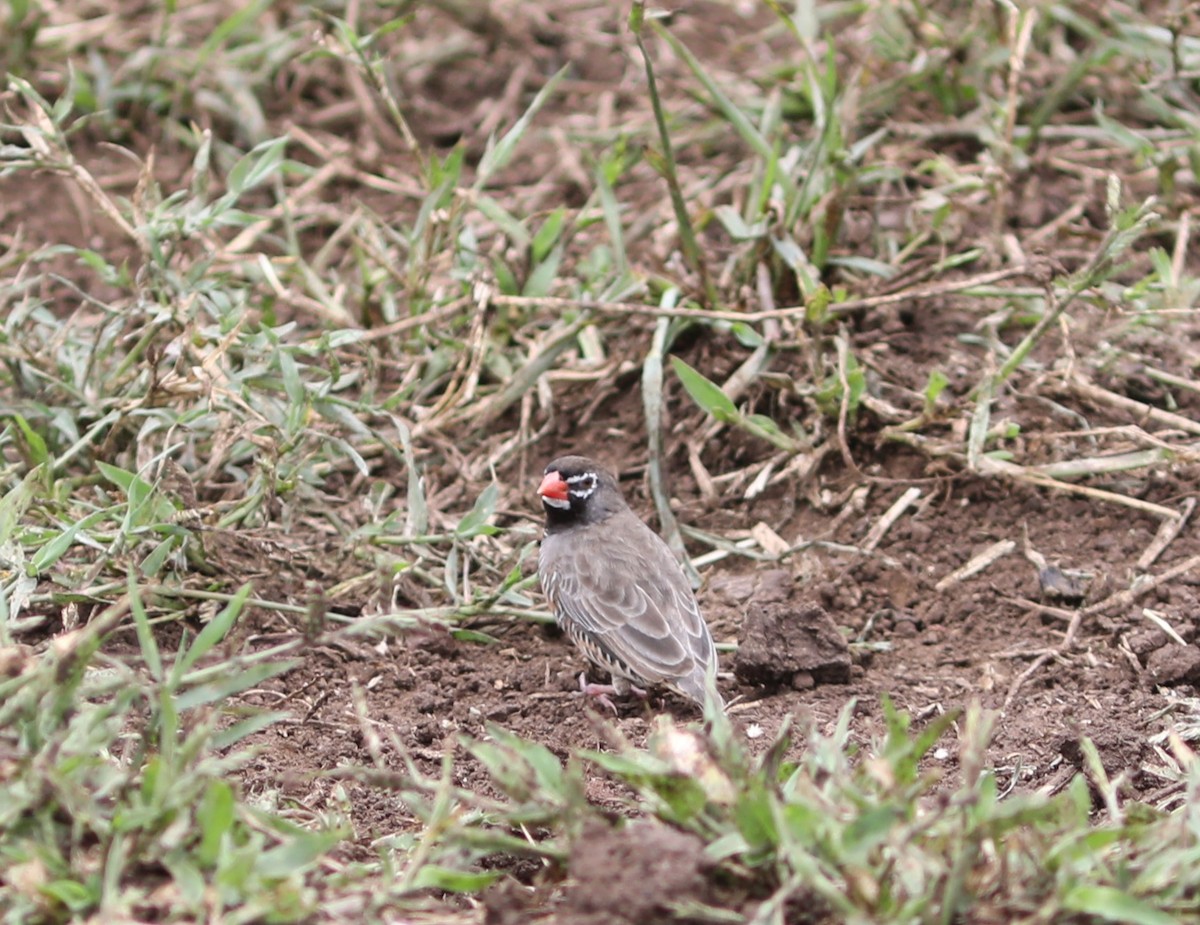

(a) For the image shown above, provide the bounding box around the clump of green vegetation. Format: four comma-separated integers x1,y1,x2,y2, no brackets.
407,698,1200,923
0,587,338,922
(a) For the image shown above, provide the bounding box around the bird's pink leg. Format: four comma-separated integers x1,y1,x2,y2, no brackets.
578,672,619,713
578,673,647,713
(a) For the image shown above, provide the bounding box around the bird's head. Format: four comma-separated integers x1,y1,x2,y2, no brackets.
537,456,622,527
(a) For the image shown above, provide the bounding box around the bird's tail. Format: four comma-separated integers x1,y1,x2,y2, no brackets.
677,665,725,713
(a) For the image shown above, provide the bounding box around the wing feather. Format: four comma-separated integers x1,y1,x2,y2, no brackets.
540,511,717,695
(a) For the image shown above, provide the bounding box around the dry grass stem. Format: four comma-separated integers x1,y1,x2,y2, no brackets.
1142,609,1188,647
488,265,1037,324
1066,376,1200,438
935,540,1017,592
979,457,1182,520
1137,499,1197,570
861,487,921,552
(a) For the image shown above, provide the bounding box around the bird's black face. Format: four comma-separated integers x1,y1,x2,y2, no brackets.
538,466,599,513
538,456,618,527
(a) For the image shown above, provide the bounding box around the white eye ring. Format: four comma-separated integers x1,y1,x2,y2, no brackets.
566,472,598,498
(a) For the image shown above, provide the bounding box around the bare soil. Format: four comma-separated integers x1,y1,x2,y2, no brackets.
223,391,1200,923
4,2,1199,923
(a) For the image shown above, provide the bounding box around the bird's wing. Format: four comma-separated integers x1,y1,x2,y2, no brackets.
540,513,717,688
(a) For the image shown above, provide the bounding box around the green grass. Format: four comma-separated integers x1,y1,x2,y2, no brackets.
435,700,1200,924
3,0,1200,921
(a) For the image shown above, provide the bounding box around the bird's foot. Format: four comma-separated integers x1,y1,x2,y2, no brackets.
578,673,647,713
578,673,619,713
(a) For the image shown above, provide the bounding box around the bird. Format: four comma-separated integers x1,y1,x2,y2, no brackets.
536,455,723,712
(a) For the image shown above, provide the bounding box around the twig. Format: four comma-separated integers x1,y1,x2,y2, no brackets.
992,4,1036,238
1083,554,1200,618
356,299,470,341
1002,607,1083,713
1029,449,1172,480
679,523,900,569
689,537,759,569
1002,596,1078,624
834,333,863,478
861,487,921,552
1143,609,1188,647
1138,498,1196,570
935,540,1016,592
686,442,718,504
1067,375,1200,438
1020,523,1048,572
1144,365,1200,397
750,522,790,557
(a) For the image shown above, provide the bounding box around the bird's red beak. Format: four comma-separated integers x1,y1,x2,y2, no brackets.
538,471,569,502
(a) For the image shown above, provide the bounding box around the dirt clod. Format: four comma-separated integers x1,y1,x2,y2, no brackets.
1127,629,1168,660
558,820,711,925
1146,644,1200,687
735,599,851,687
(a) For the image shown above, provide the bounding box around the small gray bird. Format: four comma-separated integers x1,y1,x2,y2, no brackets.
537,455,723,711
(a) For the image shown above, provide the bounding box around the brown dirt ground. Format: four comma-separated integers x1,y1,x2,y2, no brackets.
223,389,1200,923
4,1,1200,923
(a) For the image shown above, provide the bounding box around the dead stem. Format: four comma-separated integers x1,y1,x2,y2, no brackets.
488,265,1037,324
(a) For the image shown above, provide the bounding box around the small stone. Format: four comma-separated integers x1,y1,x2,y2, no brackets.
791,671,815,690
707,574,757,606
855,560,880,582
1038,566,1089,604
908,522,932,544
416,697,449,714
752,569,792,604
